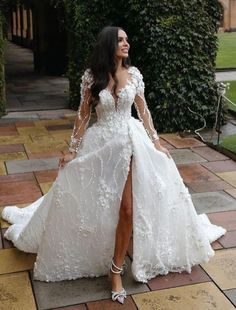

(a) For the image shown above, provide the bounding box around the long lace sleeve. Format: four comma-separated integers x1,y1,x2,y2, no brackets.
133,68,159,143
69,69,93,153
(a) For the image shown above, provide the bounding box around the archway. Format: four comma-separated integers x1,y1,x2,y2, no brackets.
3,0,69,112
8,1,67,75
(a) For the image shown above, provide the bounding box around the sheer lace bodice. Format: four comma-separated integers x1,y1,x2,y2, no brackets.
69,66,159,152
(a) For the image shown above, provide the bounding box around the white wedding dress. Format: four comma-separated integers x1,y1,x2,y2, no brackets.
2,66,226,283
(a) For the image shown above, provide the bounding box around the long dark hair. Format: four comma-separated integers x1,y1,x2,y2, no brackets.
88,26,130,106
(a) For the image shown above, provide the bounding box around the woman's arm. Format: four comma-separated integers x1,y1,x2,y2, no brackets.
69,69,93,153
69,89,92,153
59,70,93,167
133,68,171,158
134,93,160,146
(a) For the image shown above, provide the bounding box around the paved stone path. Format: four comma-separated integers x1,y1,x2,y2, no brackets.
0,113,236,309
5,42,69,112
215,70,236,82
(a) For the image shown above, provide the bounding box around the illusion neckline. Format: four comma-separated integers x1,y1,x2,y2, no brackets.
102,66,135,110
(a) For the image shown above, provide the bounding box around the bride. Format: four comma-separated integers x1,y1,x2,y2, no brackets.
2,26,226,305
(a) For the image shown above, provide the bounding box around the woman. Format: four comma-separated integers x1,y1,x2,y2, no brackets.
2,26,226,305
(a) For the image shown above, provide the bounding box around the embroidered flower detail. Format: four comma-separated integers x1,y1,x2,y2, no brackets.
80,69,93,95
135,212,152,239
97,179,118,209
151,173,166,199
129,66,145,96
52,182,64,208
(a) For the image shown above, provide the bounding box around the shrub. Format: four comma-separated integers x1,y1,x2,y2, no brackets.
0,11,6,116
124,0,222,132
0,0,18,116
38,1,224,132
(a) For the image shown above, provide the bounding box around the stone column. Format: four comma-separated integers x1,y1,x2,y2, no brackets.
23,7,27,39
30,10,33,40
26,8,32,45
19,5,24,43
12,10,16,36
15,5,19,39
16,5,21,37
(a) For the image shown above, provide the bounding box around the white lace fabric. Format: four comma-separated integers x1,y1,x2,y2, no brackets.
70,66,159,153
1,66,226,283
69,70,92,152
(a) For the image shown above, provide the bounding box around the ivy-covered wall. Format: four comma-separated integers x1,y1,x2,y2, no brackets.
125,0,223,132
0,0,16,116
58,0,222,132
0,11,6,116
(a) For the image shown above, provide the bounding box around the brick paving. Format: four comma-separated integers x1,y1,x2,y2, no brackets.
0,115,236,309
215,71,236,82
5,42,69,112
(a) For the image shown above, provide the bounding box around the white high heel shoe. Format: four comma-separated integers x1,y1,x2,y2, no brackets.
109,258,127,304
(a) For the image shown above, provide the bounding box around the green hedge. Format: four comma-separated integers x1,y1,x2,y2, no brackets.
54,1,223,132
0,11,6,116
0,0,17,116
124,0,223,132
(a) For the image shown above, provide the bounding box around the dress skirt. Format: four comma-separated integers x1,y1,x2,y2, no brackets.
2,117,226,282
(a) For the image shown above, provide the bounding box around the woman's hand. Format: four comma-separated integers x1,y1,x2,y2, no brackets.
59,152,76,168
153,140,171,158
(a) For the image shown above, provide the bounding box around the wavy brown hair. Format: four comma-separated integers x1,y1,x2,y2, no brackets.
87,26,130,106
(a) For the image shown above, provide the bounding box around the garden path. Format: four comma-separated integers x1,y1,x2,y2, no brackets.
5,42,69,112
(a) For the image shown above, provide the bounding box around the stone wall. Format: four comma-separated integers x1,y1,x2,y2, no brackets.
219,0,236,31
7,1,67,75
0,13,6,115
232,0,236,29
9,4,33,47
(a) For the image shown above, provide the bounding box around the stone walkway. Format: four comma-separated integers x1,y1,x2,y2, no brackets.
215,70,236,82
5,42,69,112
0,112,236,309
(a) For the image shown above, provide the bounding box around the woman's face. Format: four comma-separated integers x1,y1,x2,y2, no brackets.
116,29,130,59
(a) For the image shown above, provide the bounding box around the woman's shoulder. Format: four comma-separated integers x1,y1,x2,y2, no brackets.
128,66,145,93
128,66,143,80
81,68,94,88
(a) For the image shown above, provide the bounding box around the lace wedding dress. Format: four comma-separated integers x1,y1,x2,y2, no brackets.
2,66,226,283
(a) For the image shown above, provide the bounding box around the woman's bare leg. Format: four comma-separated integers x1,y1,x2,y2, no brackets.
111,160,133,291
